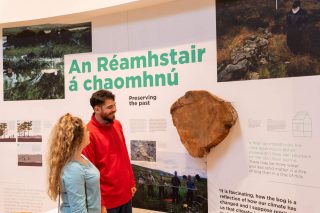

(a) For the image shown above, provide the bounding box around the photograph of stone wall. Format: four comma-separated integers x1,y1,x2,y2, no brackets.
216,0,320,82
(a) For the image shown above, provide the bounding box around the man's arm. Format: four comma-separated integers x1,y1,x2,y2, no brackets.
82,133,96,165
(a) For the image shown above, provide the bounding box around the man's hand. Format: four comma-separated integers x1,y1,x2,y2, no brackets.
101,205,107,213
131,187,137,197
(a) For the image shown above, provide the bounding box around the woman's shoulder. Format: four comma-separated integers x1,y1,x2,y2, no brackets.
62,161,86,185
63,161,85,175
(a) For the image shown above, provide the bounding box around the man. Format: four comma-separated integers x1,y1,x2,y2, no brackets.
185,175,196,206
146,170,155,198
3,67,17,90
158,173,165,199
137,170,145,198
286,0,308,54
138,171,145,189
171,171,181,203
83,90,136,213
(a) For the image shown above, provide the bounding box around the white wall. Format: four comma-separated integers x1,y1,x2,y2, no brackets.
92,0,215,53
0,0,175,24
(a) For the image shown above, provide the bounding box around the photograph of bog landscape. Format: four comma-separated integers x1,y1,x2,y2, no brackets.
17,143,42,166
216,0,320,82
18,154,42,167
2,22,92,101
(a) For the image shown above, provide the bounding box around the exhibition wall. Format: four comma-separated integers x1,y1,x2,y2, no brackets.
1,0,320,212
0,0,175,24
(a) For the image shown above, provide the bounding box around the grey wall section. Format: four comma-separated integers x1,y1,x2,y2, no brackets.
92,0,215,53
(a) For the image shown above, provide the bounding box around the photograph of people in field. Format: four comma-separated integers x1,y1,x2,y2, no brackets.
132,152,208,213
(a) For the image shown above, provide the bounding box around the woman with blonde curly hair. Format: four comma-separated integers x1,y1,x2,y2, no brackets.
47,113,100,213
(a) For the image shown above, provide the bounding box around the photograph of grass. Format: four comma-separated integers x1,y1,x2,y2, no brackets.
216,0,320,82
2,22,92,101
17,120,42,142
132,152,207,212
0,121,16,142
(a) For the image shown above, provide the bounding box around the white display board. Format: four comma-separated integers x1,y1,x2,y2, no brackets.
64,42,211,212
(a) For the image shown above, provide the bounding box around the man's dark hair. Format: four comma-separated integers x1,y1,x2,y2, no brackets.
90,90,115,108
293,0,300,9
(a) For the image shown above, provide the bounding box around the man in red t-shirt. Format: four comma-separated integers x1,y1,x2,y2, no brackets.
83,89,136,213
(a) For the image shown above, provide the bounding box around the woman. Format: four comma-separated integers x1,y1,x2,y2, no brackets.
47,113,101,213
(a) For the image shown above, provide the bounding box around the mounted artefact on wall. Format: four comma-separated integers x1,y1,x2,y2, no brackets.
170,90,238,157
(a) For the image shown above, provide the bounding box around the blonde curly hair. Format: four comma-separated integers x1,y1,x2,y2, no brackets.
47,113,85,201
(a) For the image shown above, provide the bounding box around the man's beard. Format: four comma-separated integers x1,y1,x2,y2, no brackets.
102,113,115,123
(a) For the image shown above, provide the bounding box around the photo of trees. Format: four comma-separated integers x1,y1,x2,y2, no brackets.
0,121,16,142
17,120,42,142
